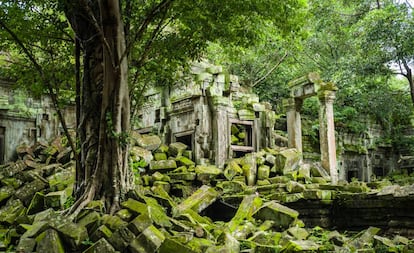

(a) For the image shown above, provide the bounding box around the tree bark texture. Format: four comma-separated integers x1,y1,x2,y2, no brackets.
64,0,132,215
402,59,414,106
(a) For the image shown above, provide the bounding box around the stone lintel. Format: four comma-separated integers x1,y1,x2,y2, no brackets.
288,72,322,99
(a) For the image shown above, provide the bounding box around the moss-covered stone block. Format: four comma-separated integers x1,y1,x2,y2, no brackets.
21,221,50,239
310,164,330,179
45,190,68,209
347,227,381,250
168,172,196,181
297,165,311,179
275,148,301,174
154,152,168,161
231,124,240,135
228,194,262,231
186,237,215,252
15,179,47,206
393,235,410,245
101,214,128,231
128,225,165,253
195,165,222,183
282,193,304,203
177,156,195,167
130,146,153,164
257,165,270,180
176,208,213,227
240,153,257,186
35,229,65,253
1,177,23,189
77,211,101,234
54,221,88,250
150,160,177,171
33,208,61,224
83,238,116,253
303,189,332,200
159,237,197,253
47,168,74,191
268,176,290,184
173,185,219,217
168,142,188,157
152,171,170,182
373,235,396,250
0,186,14,204
85,200,105,212
238,109,255,121
16,237,36,253
217,181,246,194
128,213,153,235
27,191,45,215
284,239,320,252
120,198,147,215
108,226,135,251
0,199,26,225
344,181,370,193
142,196,172,227
286,181,306,193
90,225,112,242
153,181,171,193
231,135,239,145
253,201,299,229
135,134,162,151
224,160,243,181
287,227,309,240
311,177,328,184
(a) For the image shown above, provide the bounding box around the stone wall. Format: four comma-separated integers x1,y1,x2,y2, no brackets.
0,80,75,163
137,61,276,168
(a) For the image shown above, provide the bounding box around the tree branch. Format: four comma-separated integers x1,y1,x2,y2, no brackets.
252,52,288,87
121,0,174,64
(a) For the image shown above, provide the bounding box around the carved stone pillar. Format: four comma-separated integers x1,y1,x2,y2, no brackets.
318,89,338,184
210,98,229,169
284,98,303,153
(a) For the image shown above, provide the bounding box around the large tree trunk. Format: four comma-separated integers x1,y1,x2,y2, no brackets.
403,61,414,107
64,0,132,215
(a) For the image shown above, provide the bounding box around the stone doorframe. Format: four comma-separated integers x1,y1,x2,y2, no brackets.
283,73,339,183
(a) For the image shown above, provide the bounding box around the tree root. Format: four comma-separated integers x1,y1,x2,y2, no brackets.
64,183,96,220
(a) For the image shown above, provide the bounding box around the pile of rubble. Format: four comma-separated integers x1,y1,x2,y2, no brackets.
0,135,413,252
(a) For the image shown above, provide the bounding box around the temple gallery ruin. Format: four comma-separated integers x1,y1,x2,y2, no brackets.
137,62,407,183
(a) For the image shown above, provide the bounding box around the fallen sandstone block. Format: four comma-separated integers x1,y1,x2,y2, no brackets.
128,225,165,253
83,238,116,253
253,201,299,229
35,229,65,253
173,185,220,217
168,142,188,157
150,159,177,171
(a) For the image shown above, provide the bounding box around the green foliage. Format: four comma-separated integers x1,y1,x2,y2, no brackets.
64,195,74,209
0,0,75,99
81,238,94,246
126,0,308,114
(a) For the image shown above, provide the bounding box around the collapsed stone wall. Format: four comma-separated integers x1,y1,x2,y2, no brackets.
0,136,413,252
136,61,276,168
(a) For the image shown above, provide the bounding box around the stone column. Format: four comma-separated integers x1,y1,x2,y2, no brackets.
210,97,229,169
284,98,303,153
318,89,338,184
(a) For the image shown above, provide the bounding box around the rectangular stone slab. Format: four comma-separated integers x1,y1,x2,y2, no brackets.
173,185,219,217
